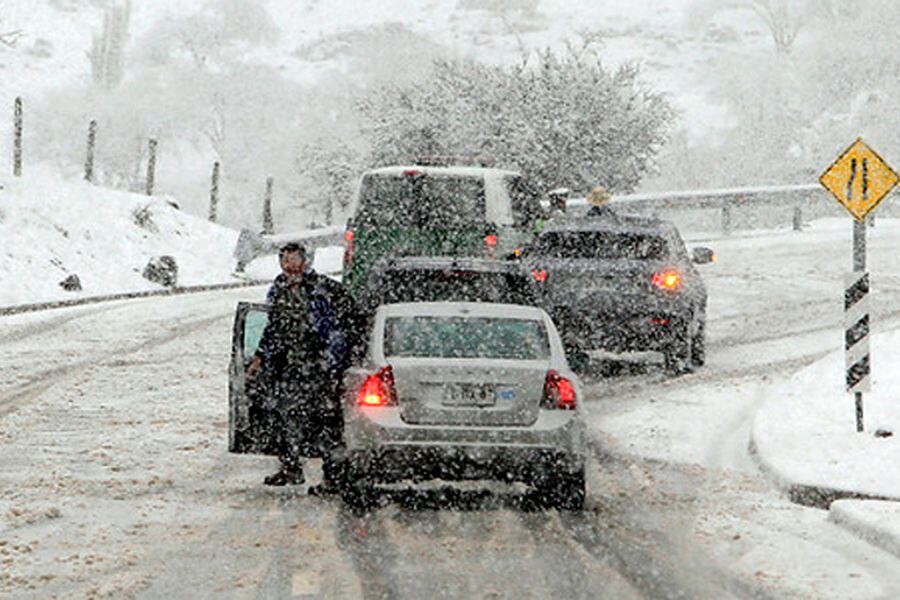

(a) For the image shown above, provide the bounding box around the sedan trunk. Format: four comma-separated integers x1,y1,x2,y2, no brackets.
391,358,547,427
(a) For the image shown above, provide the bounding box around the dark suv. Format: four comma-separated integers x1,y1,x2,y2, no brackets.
524,215,713,374
360,256,541,316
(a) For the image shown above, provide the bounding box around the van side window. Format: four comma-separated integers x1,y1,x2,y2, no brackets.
506,176,543,229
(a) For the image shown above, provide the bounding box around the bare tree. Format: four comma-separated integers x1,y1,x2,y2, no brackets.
689,0,817,54
137,0,278,71
747,0,806,54
89,0,131,88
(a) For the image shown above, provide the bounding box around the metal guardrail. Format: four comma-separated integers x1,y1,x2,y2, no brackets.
571,183,831,234
235,182,847,268
233,226,344,272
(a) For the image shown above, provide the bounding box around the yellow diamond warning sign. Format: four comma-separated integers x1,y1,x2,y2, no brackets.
820,138,899,221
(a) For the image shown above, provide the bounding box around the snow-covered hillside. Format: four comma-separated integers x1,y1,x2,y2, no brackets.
0,0,757,141
0,171,241,306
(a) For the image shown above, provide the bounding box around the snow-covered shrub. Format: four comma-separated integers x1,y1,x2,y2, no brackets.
356,43,674,194
132,205,158,233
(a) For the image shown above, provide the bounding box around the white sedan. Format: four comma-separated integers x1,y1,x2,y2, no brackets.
340,302,586,509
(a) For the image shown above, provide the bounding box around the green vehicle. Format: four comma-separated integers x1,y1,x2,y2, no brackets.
342,164,544,298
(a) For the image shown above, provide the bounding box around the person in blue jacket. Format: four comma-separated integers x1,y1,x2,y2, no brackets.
246,243,362,492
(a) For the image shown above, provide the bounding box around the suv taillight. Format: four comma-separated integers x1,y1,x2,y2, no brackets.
357,365,397,407
542,370,576,410
651,268,681,292
343,230,355,268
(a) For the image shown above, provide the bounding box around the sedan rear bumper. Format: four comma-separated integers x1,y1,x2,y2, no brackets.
345,445,583,485
342,407,585,483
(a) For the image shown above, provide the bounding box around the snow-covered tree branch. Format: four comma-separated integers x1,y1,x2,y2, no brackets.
357,45,673,194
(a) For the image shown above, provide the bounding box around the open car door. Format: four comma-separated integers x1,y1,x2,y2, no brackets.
228,301,277,455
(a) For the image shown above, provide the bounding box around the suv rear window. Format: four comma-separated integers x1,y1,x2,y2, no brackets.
384,316,550,360
370,268,538,308
536,231,668,260
356,174,487,228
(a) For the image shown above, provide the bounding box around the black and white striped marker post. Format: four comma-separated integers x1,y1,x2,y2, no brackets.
820,138,899,432
845,270,870,432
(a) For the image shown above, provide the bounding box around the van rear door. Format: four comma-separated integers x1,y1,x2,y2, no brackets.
345,172,488,295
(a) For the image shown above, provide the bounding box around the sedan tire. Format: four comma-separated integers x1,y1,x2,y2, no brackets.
341,457,379,510
538,468,586,511
341,478,378,510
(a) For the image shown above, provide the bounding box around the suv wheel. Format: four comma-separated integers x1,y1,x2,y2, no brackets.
664,321,694,375
691,320,706,367
340,456,379,510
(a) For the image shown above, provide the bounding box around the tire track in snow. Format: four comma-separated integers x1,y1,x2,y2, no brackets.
0,312,230,417
335,505,403,599
553,441,777,600
515,508,641,599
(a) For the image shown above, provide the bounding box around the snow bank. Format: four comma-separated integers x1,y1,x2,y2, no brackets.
752,329,900,500
829,500,900,559
0,173,241,306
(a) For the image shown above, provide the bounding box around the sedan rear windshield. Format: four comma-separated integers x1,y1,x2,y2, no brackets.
536,231,668,260
384,316,549,360
373,269,538,308
356,174,487,229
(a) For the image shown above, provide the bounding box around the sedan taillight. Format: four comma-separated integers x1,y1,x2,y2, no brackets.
542,370,576,410
357,365,397,407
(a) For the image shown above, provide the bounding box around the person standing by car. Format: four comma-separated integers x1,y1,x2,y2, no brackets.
246,243,361,492
532,188,571,235
547,187,570,217
585,185,618,219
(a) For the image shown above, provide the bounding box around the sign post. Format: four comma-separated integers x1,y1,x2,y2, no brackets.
819,138,899,432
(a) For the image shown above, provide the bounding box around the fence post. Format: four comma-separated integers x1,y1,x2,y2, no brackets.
84,120,97,182
792,205,803,231
13,97,22,177
262,176,274,235
209,161,220,222
145,138,157,196
721,205,732,235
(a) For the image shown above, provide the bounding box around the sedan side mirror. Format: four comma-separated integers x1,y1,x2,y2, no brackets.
692,247,715,265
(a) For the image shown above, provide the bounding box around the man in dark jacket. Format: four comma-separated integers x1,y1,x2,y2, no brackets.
246,243,361,492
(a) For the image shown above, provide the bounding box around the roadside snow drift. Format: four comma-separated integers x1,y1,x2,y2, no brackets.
752,329,900,500
0,173,241,306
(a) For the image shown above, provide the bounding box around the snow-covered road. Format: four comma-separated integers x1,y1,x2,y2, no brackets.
3,220,900,598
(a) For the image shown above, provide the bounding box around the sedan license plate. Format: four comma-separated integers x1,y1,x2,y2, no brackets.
444,384,495,407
